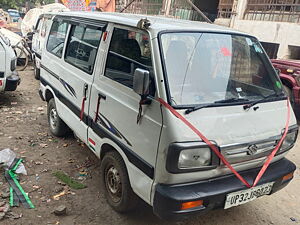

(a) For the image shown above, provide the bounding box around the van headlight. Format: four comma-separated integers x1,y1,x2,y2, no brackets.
279,128,298,153
178,148,211,169
166,142,219,173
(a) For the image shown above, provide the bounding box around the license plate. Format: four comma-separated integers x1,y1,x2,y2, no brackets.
224,182,274,209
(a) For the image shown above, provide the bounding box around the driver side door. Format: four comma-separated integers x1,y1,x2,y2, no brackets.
88,25,162,202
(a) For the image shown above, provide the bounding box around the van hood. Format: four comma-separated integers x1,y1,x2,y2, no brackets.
168,99,296,147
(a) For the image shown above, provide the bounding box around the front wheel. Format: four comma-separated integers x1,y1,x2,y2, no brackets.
47,98,69,137
100,151,138,212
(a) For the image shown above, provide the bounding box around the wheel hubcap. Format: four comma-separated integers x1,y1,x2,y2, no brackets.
49,108,58,130
106,166,122,202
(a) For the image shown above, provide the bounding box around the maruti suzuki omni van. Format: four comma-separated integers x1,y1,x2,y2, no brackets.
39,12,297,219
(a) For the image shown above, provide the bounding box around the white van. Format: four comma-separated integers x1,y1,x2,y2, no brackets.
39,12,298,219
0,33,20,92
32,13,54,79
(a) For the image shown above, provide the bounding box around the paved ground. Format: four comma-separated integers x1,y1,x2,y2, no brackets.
0,67,299,225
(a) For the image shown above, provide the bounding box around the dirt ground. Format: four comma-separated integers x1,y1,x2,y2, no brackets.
0,67,299,225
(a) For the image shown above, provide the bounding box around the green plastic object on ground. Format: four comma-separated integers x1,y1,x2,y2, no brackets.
5,158,35,209
53,171,87,189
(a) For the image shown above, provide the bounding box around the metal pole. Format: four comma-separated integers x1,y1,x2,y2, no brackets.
120,0,137,13
165,0,172,16
185,0,212,23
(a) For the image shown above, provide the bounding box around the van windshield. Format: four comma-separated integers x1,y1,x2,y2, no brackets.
160,32,283,106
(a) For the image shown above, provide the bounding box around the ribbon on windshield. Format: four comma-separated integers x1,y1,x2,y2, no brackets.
157,97,290,188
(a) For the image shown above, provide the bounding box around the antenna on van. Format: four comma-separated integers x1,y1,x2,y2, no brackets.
119,0,136,13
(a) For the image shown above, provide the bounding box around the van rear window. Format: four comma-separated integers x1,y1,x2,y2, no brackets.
46,20,68,58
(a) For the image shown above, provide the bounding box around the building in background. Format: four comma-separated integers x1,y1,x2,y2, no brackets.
118,0,299,60
60,0,97,11
215,0,300,60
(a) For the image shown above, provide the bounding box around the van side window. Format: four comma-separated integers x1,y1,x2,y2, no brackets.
65,25,102,74
104,27,154,95
35,18,42,33
46,20,68,58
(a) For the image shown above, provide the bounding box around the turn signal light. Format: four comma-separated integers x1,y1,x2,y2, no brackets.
282,172,294,181
181,200,203,210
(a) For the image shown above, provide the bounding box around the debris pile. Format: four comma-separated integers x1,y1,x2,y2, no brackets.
0,149,34,221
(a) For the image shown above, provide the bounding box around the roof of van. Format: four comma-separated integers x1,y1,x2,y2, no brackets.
54,11,251,37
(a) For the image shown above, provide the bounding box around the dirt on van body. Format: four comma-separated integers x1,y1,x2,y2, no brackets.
0,67,299,225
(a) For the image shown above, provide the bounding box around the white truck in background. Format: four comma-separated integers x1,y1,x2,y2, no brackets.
0,32,20,92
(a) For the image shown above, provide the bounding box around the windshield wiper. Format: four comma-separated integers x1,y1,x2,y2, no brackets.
214,97,249,104
185,98,249,114
243,92,284,110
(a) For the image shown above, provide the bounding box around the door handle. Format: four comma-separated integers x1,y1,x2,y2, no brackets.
83,83,88,98
98,92,106,100
94,92,106,122
80,83,88,121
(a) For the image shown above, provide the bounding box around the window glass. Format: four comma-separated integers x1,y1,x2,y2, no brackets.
105,27,154,94
35,19,42,32
65,25,102,74
41,17,51,38
160,33,283,106
46,20,68,58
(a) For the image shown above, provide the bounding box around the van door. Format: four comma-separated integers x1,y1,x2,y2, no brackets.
42,17,106,143
88,25,162,202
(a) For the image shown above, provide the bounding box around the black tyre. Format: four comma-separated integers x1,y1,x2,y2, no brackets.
100,151,138,212
47,98,69,137
34,66,40,80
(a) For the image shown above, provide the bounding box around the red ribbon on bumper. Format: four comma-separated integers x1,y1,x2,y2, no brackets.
158,98,290,188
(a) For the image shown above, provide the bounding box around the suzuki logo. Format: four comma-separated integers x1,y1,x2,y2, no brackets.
247,144,258,155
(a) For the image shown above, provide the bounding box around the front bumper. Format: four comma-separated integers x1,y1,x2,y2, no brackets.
153,158,296,219
5,72,20,91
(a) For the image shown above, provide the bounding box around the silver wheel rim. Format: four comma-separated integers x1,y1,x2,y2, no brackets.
106,165,122,202
49,108,58,130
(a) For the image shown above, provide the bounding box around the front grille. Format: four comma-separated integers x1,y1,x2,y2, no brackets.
220,137,280,165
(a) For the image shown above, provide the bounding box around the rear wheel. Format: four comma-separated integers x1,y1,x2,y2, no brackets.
100,151,138,212
47,98,69,137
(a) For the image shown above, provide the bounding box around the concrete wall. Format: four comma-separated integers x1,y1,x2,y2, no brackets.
231,20,300,59
214,0,300,59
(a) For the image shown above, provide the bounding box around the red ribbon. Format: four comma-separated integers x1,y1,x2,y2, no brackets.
158,98,290,188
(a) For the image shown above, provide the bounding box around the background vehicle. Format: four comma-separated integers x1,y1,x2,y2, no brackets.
272,59,300,118
7,9,21,23
0,27,33,71
0,33,20,92
31,14,53,79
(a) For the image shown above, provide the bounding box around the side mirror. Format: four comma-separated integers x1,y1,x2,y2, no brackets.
133,68,150,96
